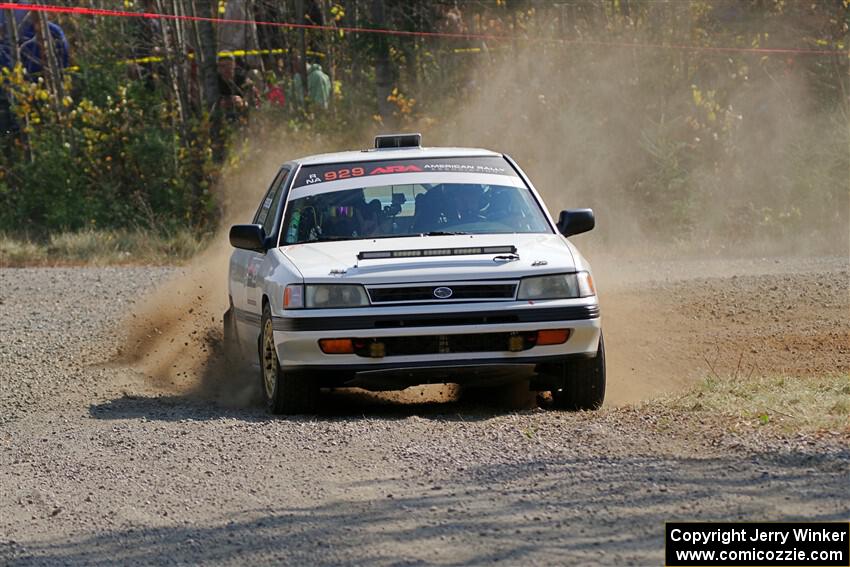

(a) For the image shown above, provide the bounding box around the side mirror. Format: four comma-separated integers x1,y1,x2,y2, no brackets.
229,224,267,251
557,209,595,237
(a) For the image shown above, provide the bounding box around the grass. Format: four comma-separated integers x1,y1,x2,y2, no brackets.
0,229,208,267
660,374,850,434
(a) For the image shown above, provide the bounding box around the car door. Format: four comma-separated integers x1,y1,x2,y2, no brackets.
231,167,290,348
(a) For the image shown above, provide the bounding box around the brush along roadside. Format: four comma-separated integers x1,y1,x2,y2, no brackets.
0,229,208,267
637,374,850,439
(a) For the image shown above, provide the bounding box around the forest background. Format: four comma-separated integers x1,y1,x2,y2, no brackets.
0,0,847,264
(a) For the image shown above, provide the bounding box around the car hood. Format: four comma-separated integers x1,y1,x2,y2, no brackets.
280,233,576,284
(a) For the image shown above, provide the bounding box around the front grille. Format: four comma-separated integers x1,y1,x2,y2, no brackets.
353,332,536,357
368,283,517,303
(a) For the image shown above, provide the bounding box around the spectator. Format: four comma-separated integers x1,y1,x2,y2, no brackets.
0,17,13,71
438,6,465,35
307,61,331,110
1,11,70,136
264,70,286,108
126,0,163,87
0,12,16,136
1,11,70,77
287,56,305,109
246,68,265,108
17,16,70,77
216,55,247,119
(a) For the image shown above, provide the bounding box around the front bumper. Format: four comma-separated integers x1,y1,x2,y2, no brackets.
272,300,602,373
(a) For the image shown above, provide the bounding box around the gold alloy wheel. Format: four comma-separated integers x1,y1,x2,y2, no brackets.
262,317,277,399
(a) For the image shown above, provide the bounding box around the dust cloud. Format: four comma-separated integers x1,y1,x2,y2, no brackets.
426,37,848,403
432,42,848,257
117,141,292,404
117,26,848,408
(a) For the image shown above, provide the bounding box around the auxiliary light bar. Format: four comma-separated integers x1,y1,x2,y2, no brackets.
357,246,517,261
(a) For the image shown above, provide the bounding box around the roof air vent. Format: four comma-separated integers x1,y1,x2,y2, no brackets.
374,133,422,149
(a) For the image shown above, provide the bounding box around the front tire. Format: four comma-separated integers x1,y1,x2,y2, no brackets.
260,303,317,415
551,334,606,411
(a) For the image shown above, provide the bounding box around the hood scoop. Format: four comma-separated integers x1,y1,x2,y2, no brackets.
357,245,517,261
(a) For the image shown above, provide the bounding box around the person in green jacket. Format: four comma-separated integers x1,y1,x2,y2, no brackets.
286,56,305,110
307,62,331,110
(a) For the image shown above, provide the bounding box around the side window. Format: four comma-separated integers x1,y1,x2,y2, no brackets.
253,188,275,227
263,168,290,236
253,168,289,228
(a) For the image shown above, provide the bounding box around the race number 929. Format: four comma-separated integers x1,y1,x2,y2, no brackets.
324,167,365,181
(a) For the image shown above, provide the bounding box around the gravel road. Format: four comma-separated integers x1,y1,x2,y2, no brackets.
1,257,848,566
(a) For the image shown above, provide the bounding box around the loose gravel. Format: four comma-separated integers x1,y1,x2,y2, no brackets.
0,267,176,426
0,258,847,566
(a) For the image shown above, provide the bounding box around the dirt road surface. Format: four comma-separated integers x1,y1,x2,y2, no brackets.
1,256,847,565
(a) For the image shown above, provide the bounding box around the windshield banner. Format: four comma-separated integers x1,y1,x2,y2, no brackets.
292,156,518,189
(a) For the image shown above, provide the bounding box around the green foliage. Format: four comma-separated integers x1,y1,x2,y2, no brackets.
0,0,847,254
636,116,696,236
0,61,219,234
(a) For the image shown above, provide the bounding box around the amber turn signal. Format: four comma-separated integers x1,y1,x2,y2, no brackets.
318,338,354,354
536,329,570,346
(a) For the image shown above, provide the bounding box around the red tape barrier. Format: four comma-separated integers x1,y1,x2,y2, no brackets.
0,2,847,57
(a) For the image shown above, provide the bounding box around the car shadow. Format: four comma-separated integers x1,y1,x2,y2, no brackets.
88,382,545,423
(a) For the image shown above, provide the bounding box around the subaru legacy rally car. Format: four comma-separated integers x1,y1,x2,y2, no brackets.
225,134,604,414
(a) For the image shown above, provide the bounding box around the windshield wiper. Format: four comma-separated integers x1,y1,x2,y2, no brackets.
295,232,469,244
311,235,358,242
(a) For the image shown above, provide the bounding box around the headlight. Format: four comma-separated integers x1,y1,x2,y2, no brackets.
305,284,369,308
517,272,595,300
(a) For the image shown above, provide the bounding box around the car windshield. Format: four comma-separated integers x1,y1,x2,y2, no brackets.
280,182,551,244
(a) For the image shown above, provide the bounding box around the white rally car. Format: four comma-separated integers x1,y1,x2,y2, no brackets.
225,134,604,414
